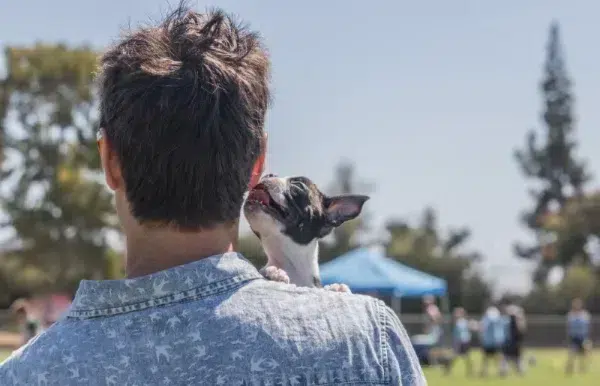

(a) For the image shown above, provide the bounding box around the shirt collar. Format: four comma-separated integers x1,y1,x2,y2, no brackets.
68,252,263,318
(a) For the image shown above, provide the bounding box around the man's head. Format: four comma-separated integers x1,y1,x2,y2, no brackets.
571,297,583,311
96,6,270,231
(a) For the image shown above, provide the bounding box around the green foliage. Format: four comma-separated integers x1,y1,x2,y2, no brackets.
519,263,596,314
385,207,490,312
0,44,119,295
545,193,600,271
514,22,592,281
557,264,596,304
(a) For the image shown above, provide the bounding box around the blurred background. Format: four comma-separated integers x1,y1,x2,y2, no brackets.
1,0,599,383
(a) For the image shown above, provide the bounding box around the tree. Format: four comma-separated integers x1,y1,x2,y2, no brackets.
385,207,490,312
557,264,596,305
0,44,119,294
514,22,591,282
318,162,373,263
519,263,596,314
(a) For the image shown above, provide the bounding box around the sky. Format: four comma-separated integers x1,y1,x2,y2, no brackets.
2,0,600,293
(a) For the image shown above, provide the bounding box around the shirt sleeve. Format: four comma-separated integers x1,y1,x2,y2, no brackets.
382,304,427,385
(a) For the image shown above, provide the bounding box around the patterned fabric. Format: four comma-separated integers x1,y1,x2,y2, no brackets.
0,252,425,385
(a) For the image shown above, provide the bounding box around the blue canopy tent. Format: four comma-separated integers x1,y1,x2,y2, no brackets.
321,246,452,362
320,246,450,349
319,246,447,299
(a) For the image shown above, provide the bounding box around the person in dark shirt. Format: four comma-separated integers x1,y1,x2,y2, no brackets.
500,304,526,376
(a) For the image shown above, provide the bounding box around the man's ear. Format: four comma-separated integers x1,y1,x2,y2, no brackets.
249,133,267,189
324,195,370,226
98,130,122,191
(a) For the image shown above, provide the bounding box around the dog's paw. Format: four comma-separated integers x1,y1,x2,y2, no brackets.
324,283,351,293
260,266,290,284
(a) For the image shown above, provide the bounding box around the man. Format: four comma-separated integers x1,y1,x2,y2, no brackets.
499,304,526,376
0,5,425,385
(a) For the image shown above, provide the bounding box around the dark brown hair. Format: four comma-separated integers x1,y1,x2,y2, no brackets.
97,4,270,229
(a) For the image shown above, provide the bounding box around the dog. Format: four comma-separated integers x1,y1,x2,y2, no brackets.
243,174,369,292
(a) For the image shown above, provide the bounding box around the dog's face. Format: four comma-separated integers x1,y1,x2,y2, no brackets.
243,174,369,245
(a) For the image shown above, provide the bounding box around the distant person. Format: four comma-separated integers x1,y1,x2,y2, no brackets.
0,5,424,385
449,307,473,376
9,299,38,346
423,295,442,344
500,304,526,376
479,304,505,377
566,298,591,374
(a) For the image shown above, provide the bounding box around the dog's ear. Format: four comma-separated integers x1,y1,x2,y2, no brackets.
324,195,369,226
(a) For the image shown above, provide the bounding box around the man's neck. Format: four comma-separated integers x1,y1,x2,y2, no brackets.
125,223,237,278
261,235,320,287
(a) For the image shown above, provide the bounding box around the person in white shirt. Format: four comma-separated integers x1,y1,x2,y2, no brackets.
423,295,442,344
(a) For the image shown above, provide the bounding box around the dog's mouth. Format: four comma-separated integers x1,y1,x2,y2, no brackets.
247,184,288,218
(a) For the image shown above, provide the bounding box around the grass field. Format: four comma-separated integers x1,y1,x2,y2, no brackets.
0,348,597,385
424,349,599,386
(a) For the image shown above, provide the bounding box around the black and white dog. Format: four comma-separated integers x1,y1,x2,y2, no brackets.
243,174,369,292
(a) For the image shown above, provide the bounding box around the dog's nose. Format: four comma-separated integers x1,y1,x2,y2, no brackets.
263,173,277,179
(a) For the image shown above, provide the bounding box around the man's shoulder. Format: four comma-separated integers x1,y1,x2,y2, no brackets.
0,331,51,383
236,281,426,385
231,281,379,346
241,280,385,326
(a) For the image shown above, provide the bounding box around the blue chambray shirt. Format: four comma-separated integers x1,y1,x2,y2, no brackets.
0,252,425,385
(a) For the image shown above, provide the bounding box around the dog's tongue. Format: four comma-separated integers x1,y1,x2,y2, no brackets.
249,188,271,205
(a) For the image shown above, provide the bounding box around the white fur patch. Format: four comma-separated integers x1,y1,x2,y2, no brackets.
244,207,285,236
